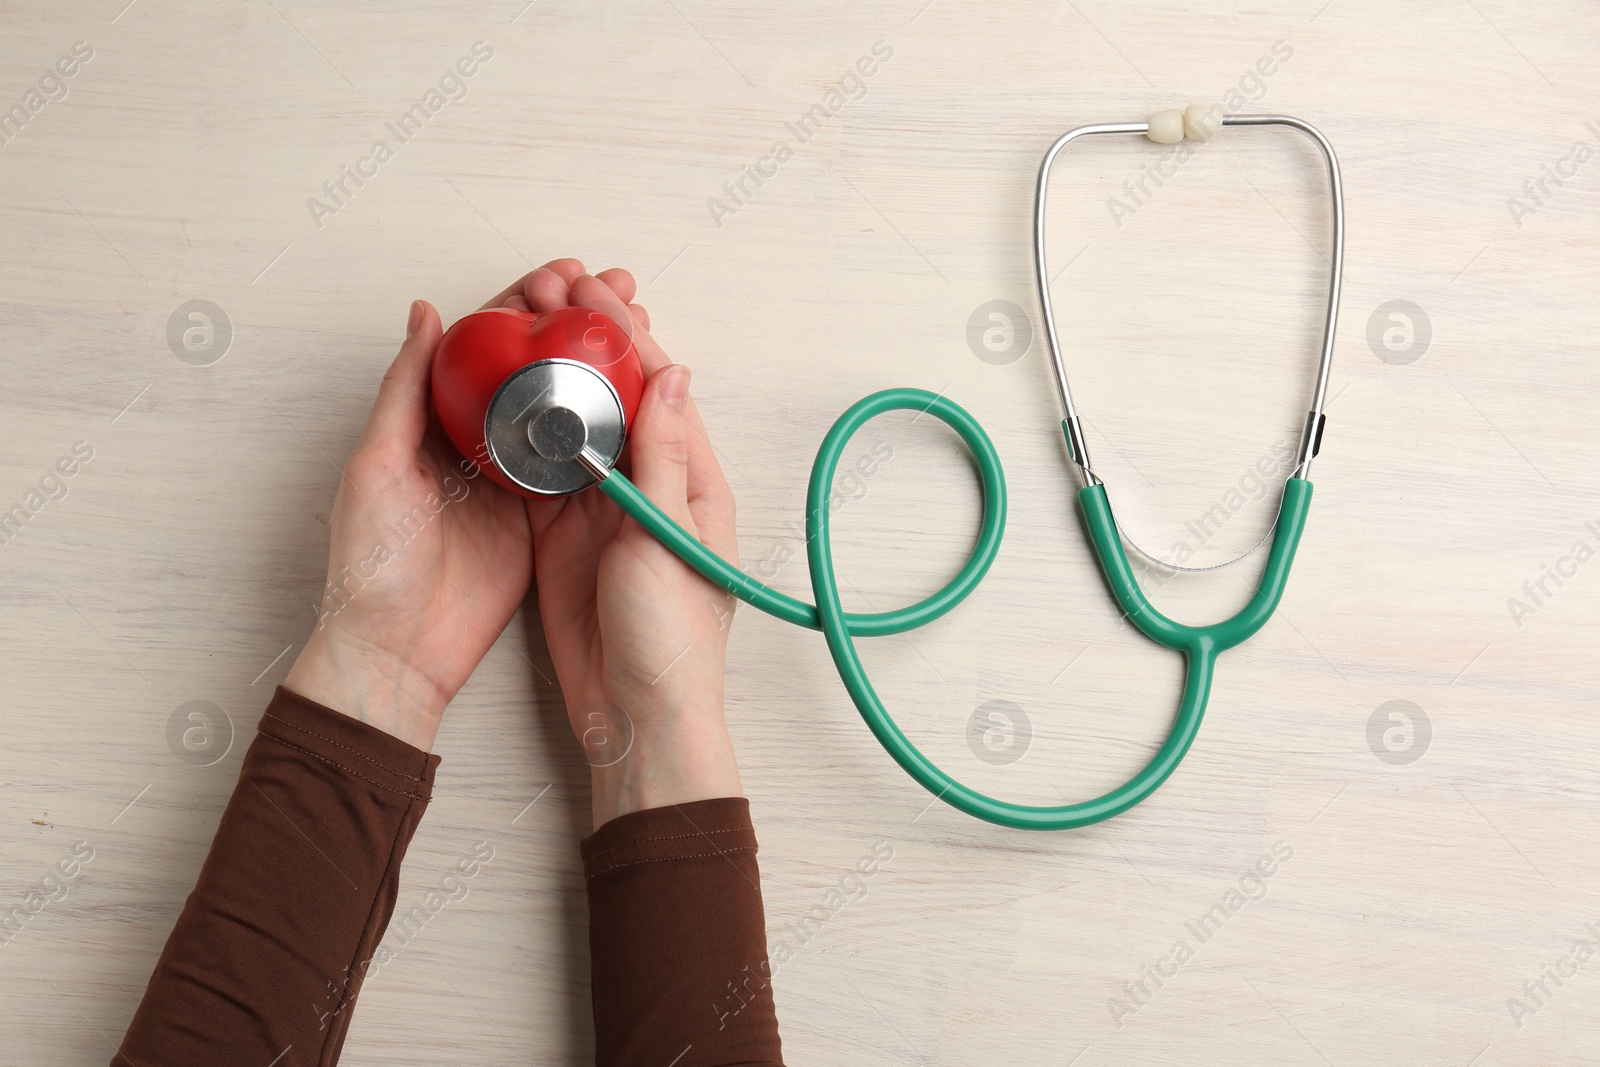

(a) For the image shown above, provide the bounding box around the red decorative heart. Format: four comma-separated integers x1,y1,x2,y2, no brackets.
432,306,643,493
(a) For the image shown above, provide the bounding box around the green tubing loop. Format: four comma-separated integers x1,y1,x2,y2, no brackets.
593,389,1314,831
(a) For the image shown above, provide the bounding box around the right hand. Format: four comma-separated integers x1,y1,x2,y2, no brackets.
493,260,743,828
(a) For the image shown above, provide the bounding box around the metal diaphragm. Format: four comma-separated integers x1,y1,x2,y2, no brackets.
484,358,626,495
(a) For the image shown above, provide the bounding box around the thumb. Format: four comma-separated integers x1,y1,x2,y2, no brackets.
626,364,696,534
363,299,442,451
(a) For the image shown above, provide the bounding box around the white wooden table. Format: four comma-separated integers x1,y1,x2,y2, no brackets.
2,2,1596,1064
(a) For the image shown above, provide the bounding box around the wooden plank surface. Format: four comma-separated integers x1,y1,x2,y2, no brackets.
1,1,1596,1064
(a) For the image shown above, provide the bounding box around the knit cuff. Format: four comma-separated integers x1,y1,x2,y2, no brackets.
580,796,756,879
260,684,440,802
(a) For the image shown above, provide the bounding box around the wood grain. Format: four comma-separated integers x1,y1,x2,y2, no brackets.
1,1,1596,1064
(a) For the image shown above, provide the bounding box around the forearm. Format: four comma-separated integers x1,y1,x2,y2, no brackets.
583,797,785,1067
115,687,438,1066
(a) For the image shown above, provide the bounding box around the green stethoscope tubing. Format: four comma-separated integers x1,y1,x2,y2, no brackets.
592,386,1314,831
586,113,1342,830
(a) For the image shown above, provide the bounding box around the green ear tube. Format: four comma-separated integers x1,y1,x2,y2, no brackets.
593,388,1312,830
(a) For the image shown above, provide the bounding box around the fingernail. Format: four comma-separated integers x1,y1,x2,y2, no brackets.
406,300,423,337
661,365,691,409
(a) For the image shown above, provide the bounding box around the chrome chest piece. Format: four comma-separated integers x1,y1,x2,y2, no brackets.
484,358,627,496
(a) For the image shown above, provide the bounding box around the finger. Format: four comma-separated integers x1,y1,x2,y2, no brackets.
476,258,586,312
567,275,725,510
679,393,737,563
528,257,588,311
571,275,681,382
537,257,587,285
627,365,697,536
526,265,576,312
503,294,531,311
566,273,633,340
363,299,443,452
595,267,636,304
568,273,642,352
631,371,737,564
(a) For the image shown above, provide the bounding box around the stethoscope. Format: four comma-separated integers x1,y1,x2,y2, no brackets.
432,108,1342,831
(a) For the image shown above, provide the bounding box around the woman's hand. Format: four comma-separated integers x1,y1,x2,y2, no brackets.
285,256,743,826
283,265,585,750
515,266,743,829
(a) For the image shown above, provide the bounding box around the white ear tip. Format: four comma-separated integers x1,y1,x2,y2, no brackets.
1184,104,1223,141
1145,108,1185,144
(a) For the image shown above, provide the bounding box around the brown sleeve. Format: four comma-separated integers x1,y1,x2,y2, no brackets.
581,797,785,1067
115,685,439,1067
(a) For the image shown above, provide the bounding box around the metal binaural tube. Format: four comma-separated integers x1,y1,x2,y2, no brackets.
1032,121,1146,486
1032,114,1344,486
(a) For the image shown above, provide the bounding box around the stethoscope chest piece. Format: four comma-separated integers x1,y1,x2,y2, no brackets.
486,358,627,495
